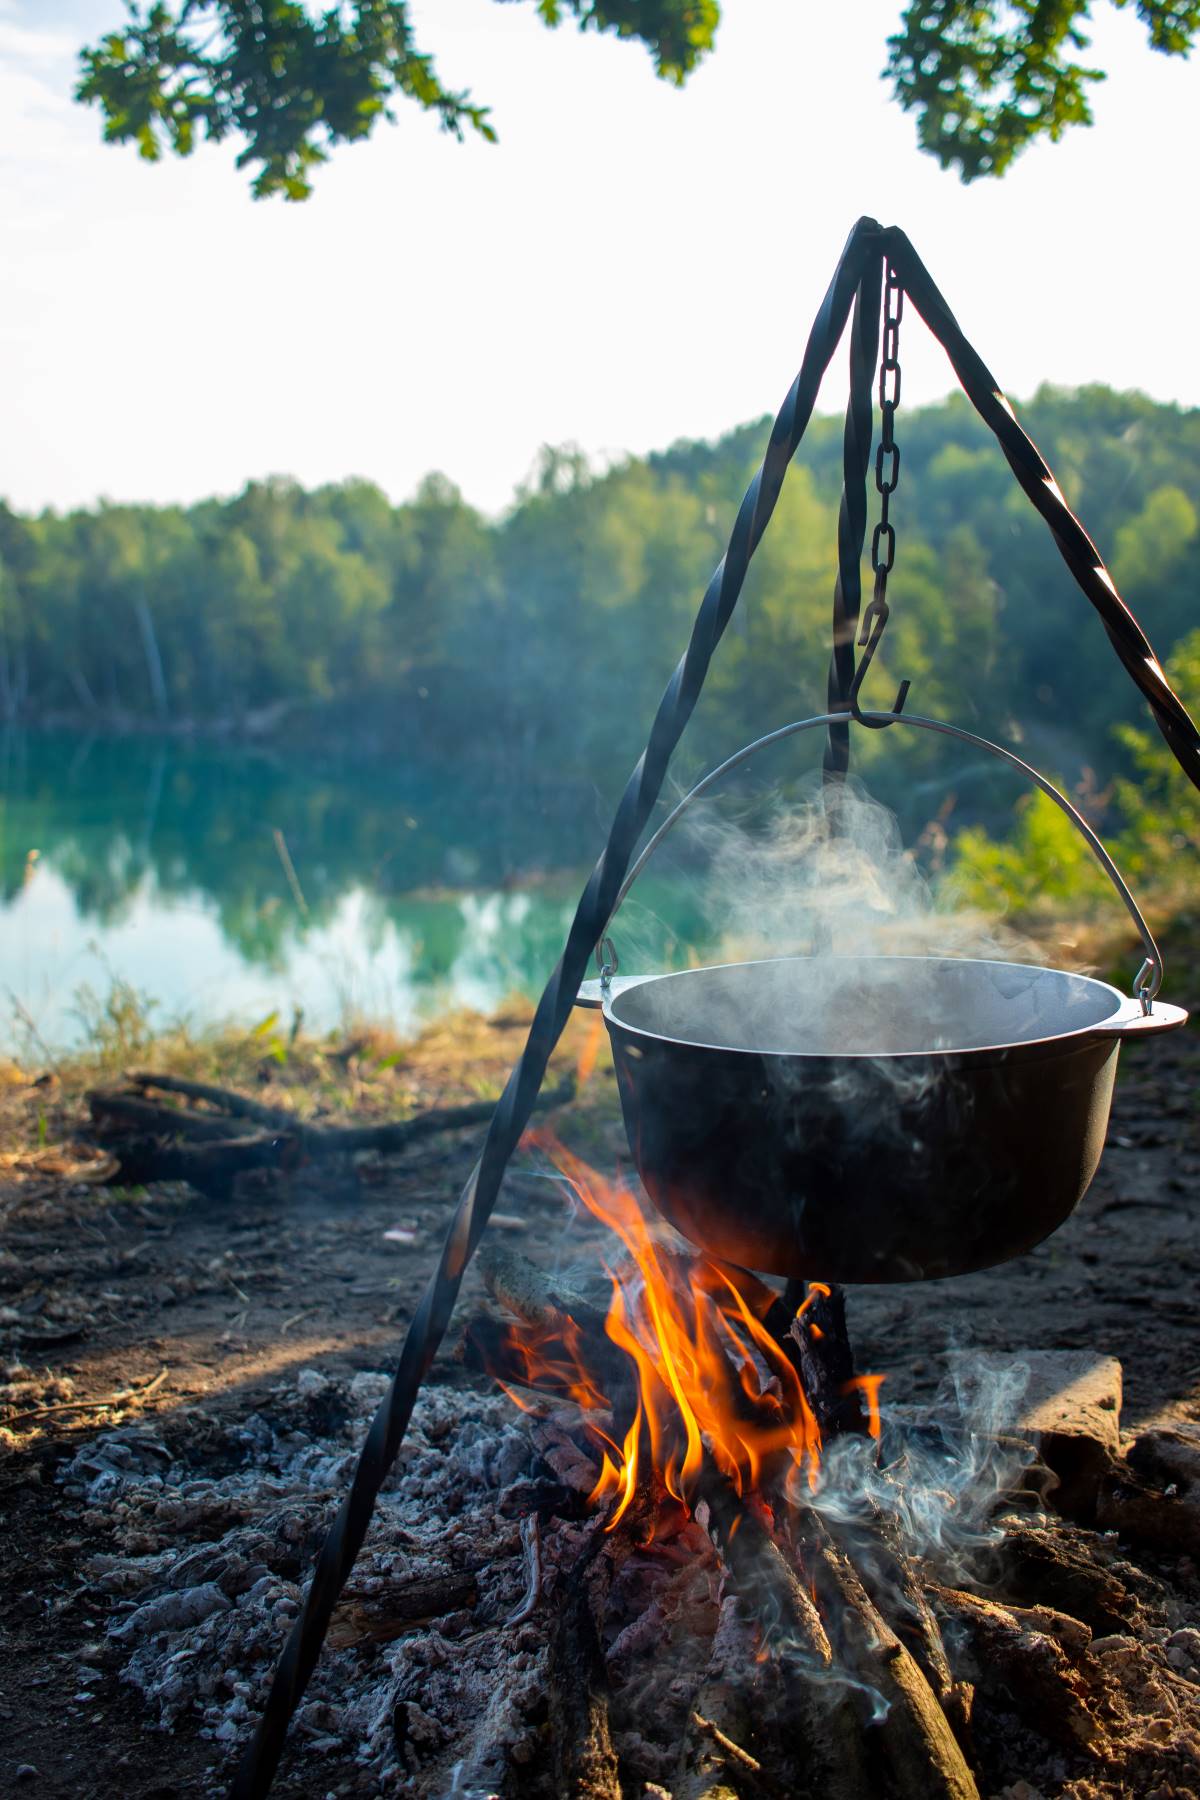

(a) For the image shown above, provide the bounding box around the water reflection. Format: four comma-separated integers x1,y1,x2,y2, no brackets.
0,733,713,1047
0,727,1019,1050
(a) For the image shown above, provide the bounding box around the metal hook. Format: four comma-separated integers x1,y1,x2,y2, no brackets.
595,934,619,994
848,589,909,726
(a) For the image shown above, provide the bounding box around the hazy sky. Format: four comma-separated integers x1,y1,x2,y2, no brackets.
2,0,1197,517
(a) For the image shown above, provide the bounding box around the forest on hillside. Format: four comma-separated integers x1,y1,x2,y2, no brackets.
0,385,1196,807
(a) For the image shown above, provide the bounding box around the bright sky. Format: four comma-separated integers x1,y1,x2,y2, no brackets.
1,0,1197,518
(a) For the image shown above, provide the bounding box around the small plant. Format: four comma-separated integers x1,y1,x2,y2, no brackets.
71,977,161,1068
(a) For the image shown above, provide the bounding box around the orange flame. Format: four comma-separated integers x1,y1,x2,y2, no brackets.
845,1373,885,1441
487,1129,862,1527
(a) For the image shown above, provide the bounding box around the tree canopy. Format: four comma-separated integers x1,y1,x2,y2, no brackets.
1,386,1196,794
77,1,1197,199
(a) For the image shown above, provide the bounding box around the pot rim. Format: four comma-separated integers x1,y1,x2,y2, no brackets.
602,951,1131,1062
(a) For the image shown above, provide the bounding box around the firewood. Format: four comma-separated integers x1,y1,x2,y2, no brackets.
832,1510,972,1740
693,1466,874,1800
475,1242,610,1339
788,1284,871,1437
932,1584,1105,1755
463,1246,638,1428
548,1532,622,1800
676,1597,769,1800
808,1534,979,1800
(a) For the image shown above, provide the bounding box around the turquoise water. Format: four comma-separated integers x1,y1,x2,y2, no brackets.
0,734,717,1049
0,727,1044,1051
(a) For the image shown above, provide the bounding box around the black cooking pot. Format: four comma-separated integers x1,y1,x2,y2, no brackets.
576,713,1188,1282
592,953,1183,1281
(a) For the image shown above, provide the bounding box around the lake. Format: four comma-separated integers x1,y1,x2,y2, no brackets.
0,733,723,1051
0,729,1025,1052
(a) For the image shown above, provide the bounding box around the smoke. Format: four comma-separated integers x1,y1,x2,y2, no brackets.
687,772,1041,973
812,1353,1035,1573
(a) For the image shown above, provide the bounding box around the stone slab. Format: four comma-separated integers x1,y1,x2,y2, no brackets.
949,1349,1123,1517
949,1349,1122,1457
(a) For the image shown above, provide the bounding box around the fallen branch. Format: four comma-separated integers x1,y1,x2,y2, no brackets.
87,1090,245,1140
87,1074,576,1197
690,1712,767,1789
3,1367,169,1430
128,1069,293,1126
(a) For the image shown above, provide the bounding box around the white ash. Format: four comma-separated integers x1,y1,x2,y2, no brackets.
62,1371,555,1795
59,1368,738,1795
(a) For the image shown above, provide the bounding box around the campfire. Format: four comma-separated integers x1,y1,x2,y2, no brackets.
454,1130,1026,1800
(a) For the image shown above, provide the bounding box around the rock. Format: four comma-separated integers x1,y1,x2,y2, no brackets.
951,1349,1122,1517
1128,1423,1200,1494
1093,1425,1200,1557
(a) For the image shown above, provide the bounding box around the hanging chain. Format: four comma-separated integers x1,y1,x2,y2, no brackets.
851,263,910,722
874,269,902,583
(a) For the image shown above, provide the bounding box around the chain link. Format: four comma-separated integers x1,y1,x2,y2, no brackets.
871,267,904,584
850,264,910,722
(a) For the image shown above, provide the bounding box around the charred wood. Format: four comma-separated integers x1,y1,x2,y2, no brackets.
987,1519,1134,1635
932,1583,1104,1756
548,1531,622,1800
328,1570,479,1648
87,1074,575,1197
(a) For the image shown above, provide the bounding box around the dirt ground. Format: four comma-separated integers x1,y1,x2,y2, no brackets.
1,956,1198,1798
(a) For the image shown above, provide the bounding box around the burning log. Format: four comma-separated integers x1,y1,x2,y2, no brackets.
463,1220,988,1800
459,1244,637,1426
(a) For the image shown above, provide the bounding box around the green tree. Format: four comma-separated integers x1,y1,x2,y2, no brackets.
76,0,718,199
886,0,1200,180
76,2,1197,198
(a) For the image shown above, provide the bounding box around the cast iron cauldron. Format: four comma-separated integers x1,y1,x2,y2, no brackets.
591,952,1184,1281
576,713,1189,1282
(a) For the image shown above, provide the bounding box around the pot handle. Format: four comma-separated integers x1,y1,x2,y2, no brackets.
589,708,1170,1017
1087,996,1188,1038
